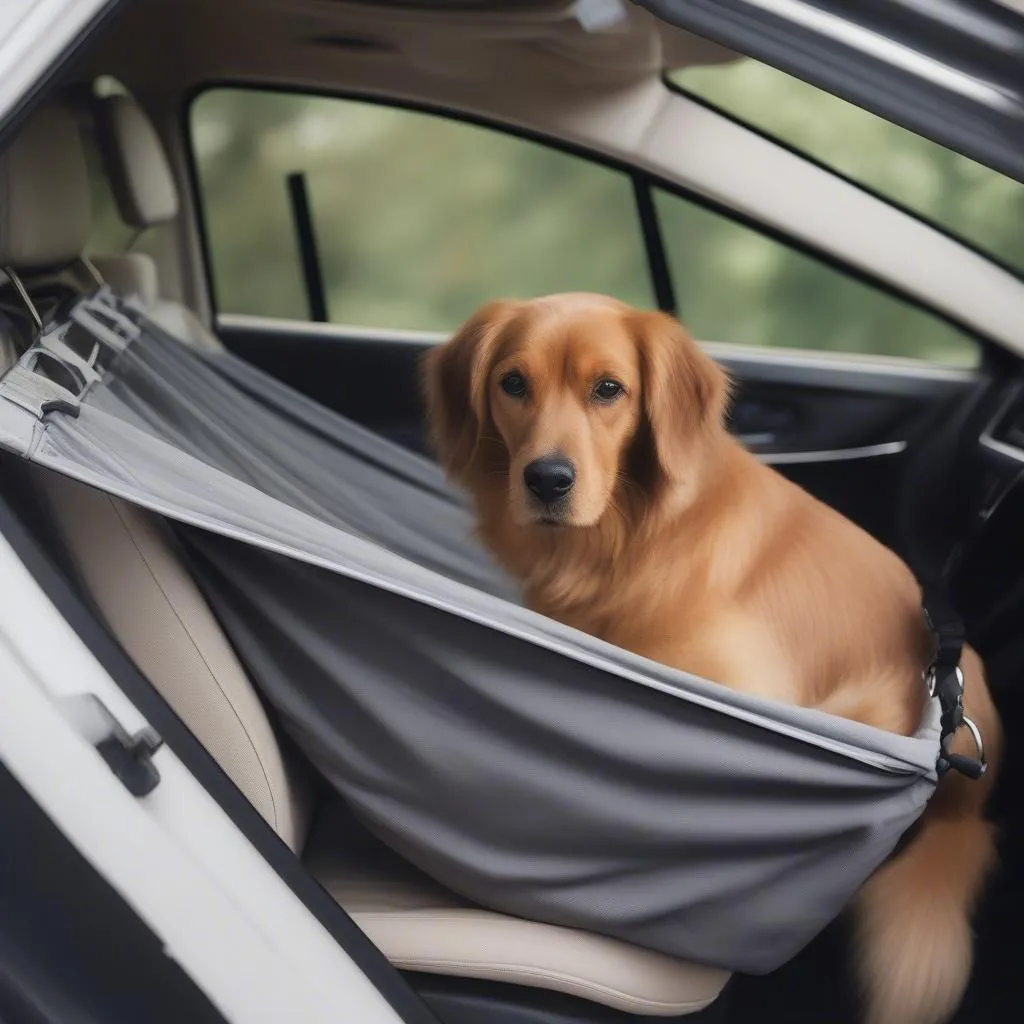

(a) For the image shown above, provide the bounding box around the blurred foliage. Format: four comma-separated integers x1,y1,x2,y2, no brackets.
655,192,972,361
676,61,1024,275
181,67,1003,365
191,91,651,329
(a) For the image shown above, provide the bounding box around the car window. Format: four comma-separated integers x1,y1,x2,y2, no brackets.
189,89,653,331
653,188,976,366
190,87,977,367
672,59,1024,278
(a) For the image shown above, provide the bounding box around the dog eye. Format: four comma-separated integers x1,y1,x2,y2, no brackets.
593,379,623,402
500,372,528,398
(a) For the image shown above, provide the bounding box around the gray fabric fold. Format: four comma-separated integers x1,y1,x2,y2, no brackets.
90,323,512,597
0,299,942,974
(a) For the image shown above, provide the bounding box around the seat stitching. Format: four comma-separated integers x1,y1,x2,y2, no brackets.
107,495,280,829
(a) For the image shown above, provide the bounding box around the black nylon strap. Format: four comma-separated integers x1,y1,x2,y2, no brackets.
922,586,965,670
921,588,972,777
917,467,1024,780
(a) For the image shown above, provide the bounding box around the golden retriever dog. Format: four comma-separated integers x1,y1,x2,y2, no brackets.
422,292,1002,1024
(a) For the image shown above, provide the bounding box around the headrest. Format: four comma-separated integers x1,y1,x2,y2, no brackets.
94,94,178,229
0,105,91,270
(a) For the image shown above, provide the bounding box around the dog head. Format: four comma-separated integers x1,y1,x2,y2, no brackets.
422,293,729,529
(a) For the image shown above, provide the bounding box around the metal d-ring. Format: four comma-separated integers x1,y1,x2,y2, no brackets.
925,663,964,699
959,714,987,772
937,711,988,779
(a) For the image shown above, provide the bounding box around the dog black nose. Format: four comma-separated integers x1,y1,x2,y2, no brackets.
524,456,576,504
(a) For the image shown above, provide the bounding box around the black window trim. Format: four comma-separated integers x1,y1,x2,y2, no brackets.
181,80,999,370
632,174,677,317
286,170,330,323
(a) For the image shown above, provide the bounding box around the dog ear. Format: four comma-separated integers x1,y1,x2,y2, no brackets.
630,310,730,490
421,300,519,482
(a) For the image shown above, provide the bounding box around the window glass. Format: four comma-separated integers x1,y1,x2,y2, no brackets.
190,89,653,330
672,60,1024,275
654,188,978,366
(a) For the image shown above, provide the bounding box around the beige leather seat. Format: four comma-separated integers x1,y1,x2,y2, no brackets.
0,102,730,1016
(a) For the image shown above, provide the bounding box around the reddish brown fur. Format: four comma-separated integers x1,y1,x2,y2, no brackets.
422,293,1001,1024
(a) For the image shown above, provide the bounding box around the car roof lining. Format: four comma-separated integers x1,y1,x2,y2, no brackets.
78,0,740,91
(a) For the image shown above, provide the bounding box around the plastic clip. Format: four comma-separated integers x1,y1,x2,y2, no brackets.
38,322,103,385
0,348,87,419
69,292,140,354
926,663,987,779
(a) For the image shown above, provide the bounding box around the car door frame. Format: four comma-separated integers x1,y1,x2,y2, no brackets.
635,0,1024,187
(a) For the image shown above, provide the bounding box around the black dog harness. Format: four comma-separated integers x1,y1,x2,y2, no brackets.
922,586,986,779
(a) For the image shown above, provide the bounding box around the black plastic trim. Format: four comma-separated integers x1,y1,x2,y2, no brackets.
286,171,329,323
0,490,442,1024
631,175,677,316
180,82,996,360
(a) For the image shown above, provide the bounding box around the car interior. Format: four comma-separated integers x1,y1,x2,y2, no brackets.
1,1,1023,1022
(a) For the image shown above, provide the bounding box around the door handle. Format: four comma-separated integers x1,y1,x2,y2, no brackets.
736,432,776,447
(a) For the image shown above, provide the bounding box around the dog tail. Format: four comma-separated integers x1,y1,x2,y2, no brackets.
855,811,996,1024
854,648,1000,1024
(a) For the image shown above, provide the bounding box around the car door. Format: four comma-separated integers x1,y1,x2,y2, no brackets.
186,87,983,554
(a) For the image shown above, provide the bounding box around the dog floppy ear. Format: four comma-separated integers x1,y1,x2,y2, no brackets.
421,299,519,482
630,310,730,490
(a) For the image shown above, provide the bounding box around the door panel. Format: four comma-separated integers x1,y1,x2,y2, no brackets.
218,317,437,455
217,315,976,552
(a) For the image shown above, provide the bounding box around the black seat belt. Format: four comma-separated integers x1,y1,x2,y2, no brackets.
920,468,1023,780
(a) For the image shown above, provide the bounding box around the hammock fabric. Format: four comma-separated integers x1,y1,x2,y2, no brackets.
0,291,941,974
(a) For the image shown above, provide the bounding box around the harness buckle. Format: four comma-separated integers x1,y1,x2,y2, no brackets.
925,661,986,779
937,714,988,780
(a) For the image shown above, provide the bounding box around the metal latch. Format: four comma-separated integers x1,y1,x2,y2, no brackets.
60,694,163,797
69,289,141,353
0,348,86,419
38,321,104,385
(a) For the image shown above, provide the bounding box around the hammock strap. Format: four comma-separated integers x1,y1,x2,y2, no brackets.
919,463,1024,779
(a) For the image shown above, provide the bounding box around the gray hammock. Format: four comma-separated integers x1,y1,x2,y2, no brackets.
0,290,941,975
